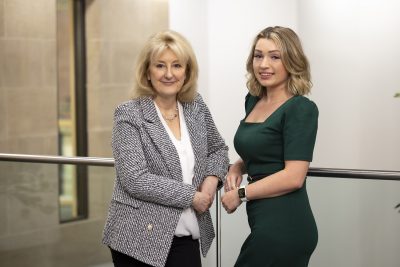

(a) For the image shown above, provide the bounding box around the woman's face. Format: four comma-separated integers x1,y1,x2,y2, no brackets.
147,48,186,99
253,38,289,90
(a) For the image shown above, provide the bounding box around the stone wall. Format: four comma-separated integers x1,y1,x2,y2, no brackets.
0,0,168,266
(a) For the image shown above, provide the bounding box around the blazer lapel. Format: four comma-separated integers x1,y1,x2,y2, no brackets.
182,101,206,188
140,97,183,181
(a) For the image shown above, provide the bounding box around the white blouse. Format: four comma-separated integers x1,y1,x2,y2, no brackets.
154,101,200,239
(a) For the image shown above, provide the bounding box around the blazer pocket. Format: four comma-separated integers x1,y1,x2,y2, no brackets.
112,194,142,208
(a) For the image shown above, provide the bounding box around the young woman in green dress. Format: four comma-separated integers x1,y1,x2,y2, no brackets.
221,26,319,267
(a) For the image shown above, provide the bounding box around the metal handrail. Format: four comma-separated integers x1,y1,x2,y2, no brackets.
1,153,400,267
1,153,400,181
308,167,400,181
0,153,114,166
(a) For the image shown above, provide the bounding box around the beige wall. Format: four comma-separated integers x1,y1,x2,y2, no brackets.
0,0,58,154
0,0,60,266
0,0,168,266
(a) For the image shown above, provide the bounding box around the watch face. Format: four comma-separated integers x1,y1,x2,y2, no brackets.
238,188,246,199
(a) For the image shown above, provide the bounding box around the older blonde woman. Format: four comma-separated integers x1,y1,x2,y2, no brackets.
103,30,229,267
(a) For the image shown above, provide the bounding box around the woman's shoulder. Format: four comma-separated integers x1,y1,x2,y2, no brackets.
193,92,203,103
115,98,141,113
113,97,151,122
245,92,258,102
190,93,207,109
283,95,318,120
244,92,259,111
289,95,318,111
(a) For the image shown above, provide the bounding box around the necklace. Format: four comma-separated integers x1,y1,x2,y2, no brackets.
162,104,178,121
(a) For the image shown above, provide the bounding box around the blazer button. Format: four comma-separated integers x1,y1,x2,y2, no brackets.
147,224,153,231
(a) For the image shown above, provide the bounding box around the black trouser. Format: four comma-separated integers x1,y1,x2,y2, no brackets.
110,235,201,267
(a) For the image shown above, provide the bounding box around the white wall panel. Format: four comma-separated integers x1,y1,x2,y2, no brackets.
170,1,400,266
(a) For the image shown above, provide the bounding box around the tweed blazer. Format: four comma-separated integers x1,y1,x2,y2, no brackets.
102,94,229,267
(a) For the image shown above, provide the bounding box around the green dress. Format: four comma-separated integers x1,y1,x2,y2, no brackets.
233,94,319,267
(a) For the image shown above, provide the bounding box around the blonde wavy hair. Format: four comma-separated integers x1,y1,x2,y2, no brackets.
131,30,198,102
246,26,312,97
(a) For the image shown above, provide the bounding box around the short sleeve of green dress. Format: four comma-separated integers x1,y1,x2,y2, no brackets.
283,95,318,161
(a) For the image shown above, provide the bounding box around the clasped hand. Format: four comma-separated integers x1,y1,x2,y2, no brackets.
192,191,213,214
221,170,243,214
192,175,219,214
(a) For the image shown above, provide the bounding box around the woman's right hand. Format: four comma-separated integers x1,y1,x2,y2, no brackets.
224,161,244,192
192,191,213,214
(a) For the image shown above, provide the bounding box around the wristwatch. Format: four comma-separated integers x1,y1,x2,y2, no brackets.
238,185,248,202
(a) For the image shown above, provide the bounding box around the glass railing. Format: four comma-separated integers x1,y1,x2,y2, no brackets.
0,157,114,267
0,153,399,267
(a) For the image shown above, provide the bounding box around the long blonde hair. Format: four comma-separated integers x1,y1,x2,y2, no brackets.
131,30,198,102
246,26,312,97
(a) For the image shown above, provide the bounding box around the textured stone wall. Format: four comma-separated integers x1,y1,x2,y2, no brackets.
0,0,168,266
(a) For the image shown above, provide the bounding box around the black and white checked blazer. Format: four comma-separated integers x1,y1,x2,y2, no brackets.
102,94,229,267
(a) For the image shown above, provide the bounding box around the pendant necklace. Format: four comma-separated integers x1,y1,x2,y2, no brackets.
162,103,178,121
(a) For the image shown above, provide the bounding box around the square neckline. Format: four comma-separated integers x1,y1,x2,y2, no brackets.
242,95,297,125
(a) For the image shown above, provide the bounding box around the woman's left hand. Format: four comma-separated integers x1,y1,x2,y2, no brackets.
221,189,241,214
